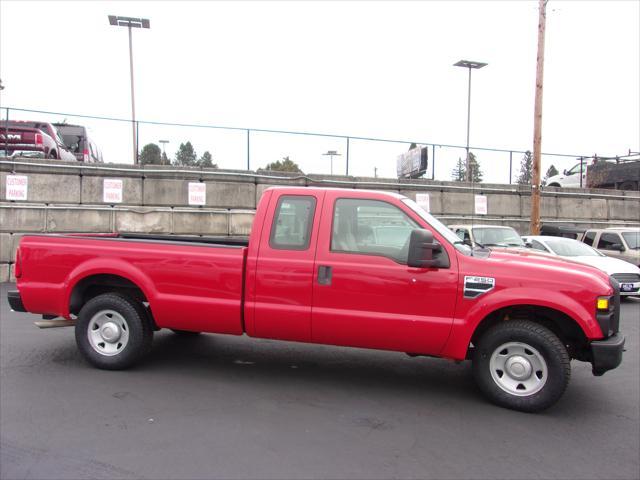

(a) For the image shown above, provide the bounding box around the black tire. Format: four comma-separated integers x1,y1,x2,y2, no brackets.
547,183,560,187
47,150,57,159
170,329,201,336
472,320,570,412
75,293,153,370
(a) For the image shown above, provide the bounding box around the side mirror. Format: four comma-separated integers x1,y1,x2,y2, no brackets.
524,241,533,248
610,243,625,252
407,229,449,268
563,169,568,175
463,238,472,246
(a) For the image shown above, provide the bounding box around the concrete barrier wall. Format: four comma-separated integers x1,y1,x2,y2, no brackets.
1,158,639,281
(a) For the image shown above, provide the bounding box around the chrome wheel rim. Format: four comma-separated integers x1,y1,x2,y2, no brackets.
87,310,130,356
489,342,548,396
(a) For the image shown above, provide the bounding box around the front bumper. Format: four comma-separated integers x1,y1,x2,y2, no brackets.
7,290,26,312
591,333,625,376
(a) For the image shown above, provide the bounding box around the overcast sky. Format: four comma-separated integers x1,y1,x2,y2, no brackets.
1,0,638,182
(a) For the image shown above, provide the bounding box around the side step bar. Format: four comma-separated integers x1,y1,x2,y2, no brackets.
34,319,76,329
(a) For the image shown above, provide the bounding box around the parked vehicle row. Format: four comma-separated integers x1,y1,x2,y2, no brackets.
544,155,640,191
449,224,639,296
0,120,102,162
522,235,640,297
0,121,76,161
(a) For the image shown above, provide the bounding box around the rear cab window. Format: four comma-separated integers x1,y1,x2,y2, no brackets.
269,195,316,250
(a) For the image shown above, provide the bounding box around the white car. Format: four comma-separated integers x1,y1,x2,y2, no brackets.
544,161,588,188
522,235,640,297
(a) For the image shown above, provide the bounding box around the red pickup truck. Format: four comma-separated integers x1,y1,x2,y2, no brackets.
7,187,625,412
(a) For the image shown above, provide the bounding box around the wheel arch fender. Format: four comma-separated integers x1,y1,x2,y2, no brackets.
442,287,599,360
62,258,157,318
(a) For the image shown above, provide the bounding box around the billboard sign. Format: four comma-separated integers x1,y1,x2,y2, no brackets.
397,146,428,178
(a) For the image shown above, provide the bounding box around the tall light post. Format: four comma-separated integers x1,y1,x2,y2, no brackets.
108,15,150,165
454,59,487,181
159,139,169,158
322,150,341,175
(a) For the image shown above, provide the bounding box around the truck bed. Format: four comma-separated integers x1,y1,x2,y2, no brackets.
16,233,248,335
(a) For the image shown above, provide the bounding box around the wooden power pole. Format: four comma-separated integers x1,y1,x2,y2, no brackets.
530,0,547,235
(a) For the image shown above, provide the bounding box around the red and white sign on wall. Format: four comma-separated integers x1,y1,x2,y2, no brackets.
188,182,206,206
474,195,488,215
103,179,123,203
5,175,28,201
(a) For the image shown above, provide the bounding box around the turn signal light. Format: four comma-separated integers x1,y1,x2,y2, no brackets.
597,297,609,311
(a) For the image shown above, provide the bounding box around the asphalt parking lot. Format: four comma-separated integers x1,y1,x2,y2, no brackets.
1,283,638,480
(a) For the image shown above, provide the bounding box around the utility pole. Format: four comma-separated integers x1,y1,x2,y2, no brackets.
530,0,547,235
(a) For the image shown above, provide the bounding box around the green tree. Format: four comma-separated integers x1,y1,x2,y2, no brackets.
467,152,483,183
264,156,303,173
543,164,559,183
139,143,162,165
516,150,533,185
451,157,466,182
198,151,217,168
174,141,197,166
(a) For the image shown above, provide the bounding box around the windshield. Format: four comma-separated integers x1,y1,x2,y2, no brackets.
544,238,602,257
401,198,472,255
472,227,524,247
622,232,639,249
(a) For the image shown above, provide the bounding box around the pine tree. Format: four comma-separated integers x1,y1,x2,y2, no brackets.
174,142,197,166
451,157,466,182
543,164,559,183
467,152,483,183
198,151,217,168
516,150,533,184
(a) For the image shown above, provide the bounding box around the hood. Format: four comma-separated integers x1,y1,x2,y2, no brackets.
476,248,613,294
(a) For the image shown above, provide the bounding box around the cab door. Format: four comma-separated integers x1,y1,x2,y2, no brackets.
252,190,325,342
311,191,458,355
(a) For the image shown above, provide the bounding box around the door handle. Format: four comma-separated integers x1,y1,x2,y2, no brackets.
317,265,332,285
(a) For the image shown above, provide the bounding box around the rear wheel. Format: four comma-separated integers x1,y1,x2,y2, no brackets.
75,293,153,370
472,320,570,412
47,149,57,159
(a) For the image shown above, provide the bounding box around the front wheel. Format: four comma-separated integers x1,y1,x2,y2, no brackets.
472,320,570,412
75,293,153,370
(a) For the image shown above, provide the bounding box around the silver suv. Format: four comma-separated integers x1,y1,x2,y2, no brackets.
581,228,640,268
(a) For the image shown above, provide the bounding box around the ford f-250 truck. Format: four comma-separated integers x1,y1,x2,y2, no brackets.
7,187,625,412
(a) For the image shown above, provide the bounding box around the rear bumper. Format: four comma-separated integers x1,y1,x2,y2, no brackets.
7,290,26,312
590,333,625,376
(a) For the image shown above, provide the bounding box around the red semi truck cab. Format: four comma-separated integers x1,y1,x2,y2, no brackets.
7,187,625,412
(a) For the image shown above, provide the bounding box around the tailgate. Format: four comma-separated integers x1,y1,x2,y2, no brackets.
0,126,40,145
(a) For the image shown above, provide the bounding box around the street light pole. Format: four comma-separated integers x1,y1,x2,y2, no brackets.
108,15,150,165
128,24,137,165
159,140,169,164
322,150,341,175
454,60,487,182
